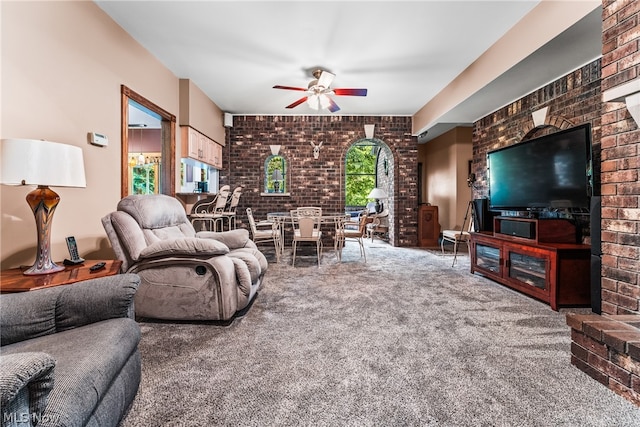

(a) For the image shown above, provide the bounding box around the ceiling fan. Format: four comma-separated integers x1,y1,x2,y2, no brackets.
273,69,367,113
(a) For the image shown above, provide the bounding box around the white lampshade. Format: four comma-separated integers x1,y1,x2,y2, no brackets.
272,169,283,180
1,139,86,187
319,94,331,110
307,94,319,110
367,188,388,199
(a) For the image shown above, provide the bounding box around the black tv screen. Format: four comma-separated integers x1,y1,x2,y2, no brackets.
488,124,591,211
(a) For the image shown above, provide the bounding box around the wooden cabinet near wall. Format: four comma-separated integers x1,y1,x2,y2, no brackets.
206,139,222,169
181,126,223,169
182,126,204,159
418,205,439,247
470,217,591,310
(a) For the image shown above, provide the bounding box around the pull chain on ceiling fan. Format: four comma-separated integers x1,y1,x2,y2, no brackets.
273,69,367,113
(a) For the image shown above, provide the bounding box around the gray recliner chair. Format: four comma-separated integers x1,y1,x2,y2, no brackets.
101,194,268,321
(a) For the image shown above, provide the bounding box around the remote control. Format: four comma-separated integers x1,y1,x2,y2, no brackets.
89,262,106,272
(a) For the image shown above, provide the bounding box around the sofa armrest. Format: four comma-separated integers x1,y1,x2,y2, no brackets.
196,228,257,250
0,274,140,346
139,237,229,259
0,352,56,424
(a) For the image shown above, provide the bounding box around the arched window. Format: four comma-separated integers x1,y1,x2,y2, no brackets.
265,154,287,193
345,141,378,212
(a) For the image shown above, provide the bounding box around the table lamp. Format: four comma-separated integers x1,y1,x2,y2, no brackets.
272,169,283,193
367,187,388,213
1,139,86,275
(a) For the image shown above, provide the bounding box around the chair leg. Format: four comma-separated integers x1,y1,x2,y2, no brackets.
452,239,460,267
273,236,280,263
292,241,297,266
317,240,322,266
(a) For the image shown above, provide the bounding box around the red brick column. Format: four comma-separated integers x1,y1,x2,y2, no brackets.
600,0,640,315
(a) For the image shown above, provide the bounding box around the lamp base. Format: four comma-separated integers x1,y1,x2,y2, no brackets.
375,199,382,214
23,185,65,275
273,181,280,193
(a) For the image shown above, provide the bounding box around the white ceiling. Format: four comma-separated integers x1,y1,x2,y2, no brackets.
96,1,602,142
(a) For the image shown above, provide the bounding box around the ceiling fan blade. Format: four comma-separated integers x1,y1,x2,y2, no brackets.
327,98,340,113
317,71,335,89
333,88,368,96
273,85,307,91
285,96,308,109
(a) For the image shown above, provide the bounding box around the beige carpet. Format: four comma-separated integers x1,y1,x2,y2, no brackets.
120,239,640,426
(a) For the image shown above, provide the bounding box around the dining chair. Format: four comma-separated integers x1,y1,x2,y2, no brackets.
291,207,323,267
246,208,281,262
220,186,243,231
366,208,389,242
441,212,474,266
334,212,367,262
190,185,230,231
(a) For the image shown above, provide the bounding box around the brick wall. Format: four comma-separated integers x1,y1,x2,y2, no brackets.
600,0,640,315
471,61,602,201
222,115,417,247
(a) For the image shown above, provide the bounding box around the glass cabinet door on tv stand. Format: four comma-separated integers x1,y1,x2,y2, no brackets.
471,238,502,278
503,245,551,302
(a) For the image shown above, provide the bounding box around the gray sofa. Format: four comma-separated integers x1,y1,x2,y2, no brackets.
101,194,268,321
0,274,141,427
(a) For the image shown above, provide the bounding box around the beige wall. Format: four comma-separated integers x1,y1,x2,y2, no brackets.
0,1,203,268
412,1,599,136
417,127,472,230
179,79,225,145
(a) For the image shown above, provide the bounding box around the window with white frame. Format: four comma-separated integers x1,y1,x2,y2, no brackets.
265,155,287,193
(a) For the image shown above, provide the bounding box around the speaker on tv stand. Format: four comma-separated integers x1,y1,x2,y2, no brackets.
472,198,496,232
590,196,601,314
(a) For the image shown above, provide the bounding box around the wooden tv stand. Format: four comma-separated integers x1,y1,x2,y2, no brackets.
470,217,591,311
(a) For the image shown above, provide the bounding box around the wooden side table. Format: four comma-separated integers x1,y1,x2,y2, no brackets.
0,260,122,293
418,205,440,247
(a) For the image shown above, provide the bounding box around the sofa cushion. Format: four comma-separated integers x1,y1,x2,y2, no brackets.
117,194,195,236
0,275,139,346
110,210,148,261
1,318,140,427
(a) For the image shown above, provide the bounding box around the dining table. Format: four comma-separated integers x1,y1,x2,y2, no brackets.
267,211,350,255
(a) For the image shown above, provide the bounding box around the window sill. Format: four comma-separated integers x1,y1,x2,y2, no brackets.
260,192,291,197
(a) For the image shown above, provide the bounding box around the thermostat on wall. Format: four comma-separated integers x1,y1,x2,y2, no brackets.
89,132,108,147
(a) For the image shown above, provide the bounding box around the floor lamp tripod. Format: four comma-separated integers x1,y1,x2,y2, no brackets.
451,173,477,266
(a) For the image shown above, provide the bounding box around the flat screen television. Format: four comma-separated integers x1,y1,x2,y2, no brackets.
488,123,592,211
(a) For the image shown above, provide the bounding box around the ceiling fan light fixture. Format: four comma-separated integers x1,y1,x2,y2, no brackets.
319,94,331,110
274,69,367,113
307,94,319,110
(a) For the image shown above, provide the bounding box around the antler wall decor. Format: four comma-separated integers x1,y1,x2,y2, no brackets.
310,141,323,159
